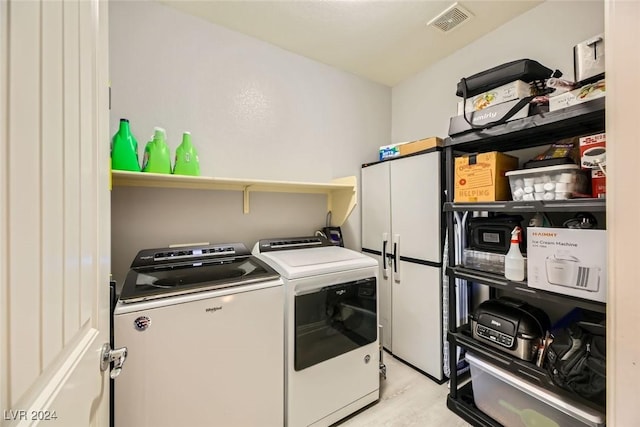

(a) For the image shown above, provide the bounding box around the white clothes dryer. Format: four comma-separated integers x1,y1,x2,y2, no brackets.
253,236,379,427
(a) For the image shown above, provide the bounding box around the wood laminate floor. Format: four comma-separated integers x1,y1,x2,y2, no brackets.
335,352,470,427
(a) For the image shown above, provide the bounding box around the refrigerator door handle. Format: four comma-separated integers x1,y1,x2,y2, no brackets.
382,233,389,279
393,234,400,283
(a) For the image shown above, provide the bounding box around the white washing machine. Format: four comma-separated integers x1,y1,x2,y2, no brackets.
253,236,379,427
113,243,284,427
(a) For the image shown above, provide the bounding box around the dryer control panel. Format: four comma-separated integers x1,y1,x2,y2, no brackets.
255,236,332,252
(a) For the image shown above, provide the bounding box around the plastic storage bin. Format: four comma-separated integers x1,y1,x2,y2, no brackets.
463,249,528,276
466,352,605,427
463,249,506,274
505,164,589,201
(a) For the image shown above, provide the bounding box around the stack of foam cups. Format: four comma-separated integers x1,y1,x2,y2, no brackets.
512,172,575,201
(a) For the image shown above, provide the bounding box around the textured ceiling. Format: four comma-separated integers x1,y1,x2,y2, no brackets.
160,1,543,86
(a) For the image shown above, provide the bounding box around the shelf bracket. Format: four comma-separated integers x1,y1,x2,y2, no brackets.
243,185,251,214
328,176,357,226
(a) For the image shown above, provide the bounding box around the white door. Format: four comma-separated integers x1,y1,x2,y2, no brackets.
361,163,392,350
390,152,442,263
391,262,442,379
389,152,443,379
1,1,111,426
361,162,391,252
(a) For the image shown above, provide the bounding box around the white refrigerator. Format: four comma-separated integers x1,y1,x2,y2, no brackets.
361,150,443,381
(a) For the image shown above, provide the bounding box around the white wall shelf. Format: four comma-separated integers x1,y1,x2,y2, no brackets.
111,170,357,226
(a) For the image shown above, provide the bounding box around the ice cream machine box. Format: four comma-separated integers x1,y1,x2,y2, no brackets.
527,228,606,303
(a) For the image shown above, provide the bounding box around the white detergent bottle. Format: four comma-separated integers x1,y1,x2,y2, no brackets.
504,226,525,281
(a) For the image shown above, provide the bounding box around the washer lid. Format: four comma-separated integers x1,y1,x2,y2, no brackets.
260,246,377,279
119,243,280,303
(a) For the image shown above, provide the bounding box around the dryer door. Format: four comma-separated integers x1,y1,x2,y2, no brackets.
294,277,377,370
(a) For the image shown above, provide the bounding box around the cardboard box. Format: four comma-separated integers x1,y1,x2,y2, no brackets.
449,99,530,136
399,137,443,156
579,133,606,198
549,79,605,112
527,228,606,303
379,137,443,161
379,144,400,161
579,133,606,169
456,80,532,115
454,152,519,202
591,169,606,199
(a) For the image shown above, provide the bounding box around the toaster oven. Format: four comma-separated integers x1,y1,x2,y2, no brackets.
471,298,550,361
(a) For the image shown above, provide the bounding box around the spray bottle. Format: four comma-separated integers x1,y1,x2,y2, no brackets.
504,226,525,281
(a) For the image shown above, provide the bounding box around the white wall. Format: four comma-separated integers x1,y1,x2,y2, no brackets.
392,0,604,142
109,0,390,285
605,1,640,424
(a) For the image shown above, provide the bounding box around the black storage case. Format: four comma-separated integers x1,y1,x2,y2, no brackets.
456,59,555,97
467,215,524,254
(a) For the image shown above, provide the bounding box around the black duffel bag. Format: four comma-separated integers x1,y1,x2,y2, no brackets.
546,322,606,406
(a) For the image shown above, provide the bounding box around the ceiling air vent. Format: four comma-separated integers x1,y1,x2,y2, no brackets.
427,2,473,33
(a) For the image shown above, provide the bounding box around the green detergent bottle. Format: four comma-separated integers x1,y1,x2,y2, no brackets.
173,131,200,176
142,127,172,174
111,118,140,171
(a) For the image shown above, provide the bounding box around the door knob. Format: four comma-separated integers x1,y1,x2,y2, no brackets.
101,343,128,379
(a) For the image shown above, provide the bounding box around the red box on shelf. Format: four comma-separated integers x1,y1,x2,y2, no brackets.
591,169,606,199
579,133,606,198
